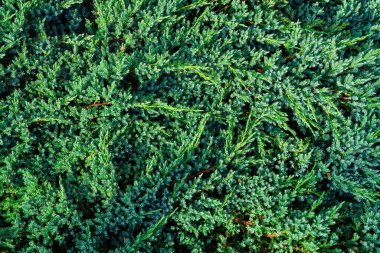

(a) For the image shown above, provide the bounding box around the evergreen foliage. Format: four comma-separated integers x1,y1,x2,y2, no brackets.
0,0,379,252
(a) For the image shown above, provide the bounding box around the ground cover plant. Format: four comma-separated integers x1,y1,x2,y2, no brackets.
1,0,379,252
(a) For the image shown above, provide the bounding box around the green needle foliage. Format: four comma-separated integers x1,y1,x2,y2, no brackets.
1,0,379,252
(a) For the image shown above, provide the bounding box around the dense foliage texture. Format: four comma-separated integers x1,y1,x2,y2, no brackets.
1,0,379,252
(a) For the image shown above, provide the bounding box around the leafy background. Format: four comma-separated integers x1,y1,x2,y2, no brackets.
0,0,379,252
